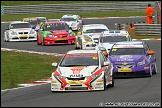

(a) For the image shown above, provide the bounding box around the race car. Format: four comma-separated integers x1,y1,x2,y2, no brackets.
108,41,157,78
95,30,132,53
22,17,47,32
37,21,76,46
4,21,37,42
51,50,114,91
77,24,109,44
60,14,83,31
75,34,96,49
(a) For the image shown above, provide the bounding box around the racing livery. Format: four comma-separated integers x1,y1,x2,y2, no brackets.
4,21,37,42
51,50,114,91
77,24,109,44
60,14,83,31
108,41,157,77
95,30,132,53
37,21,76,46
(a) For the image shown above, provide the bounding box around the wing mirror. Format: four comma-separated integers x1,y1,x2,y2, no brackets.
6,28,9,30
103,51,108,57
147,50,155,55
52,62,58,67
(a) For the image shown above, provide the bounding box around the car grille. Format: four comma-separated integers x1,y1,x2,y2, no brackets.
65,87,88,90
54,40,68,43
115,62,135,68
18,32,28,34
67,77,85,80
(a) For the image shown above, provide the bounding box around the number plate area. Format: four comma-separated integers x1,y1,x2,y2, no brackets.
68,80,84,85
118,68,132,72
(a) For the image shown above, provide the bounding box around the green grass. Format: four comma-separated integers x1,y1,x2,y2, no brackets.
1,11,146,22
1,51,62,90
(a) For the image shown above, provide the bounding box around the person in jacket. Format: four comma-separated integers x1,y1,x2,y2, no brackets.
146,4,154,24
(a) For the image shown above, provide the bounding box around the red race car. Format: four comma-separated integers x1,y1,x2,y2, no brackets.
37,21,76,46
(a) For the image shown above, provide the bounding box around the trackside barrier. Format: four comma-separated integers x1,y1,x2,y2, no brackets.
134,24,161,36
2,2,155,15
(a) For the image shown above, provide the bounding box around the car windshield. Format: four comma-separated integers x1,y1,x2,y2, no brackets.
39,19,46,22
109,48,145,55
10,23,31,29
100,36,128,43
59,53,99,66
28,20,38,25
45,23,69,31
61,18,76,21
84,29,107,33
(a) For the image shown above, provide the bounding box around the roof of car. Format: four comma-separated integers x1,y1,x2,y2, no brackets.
102,30,129,36
45,21,66,24
115,41,144,45
66,50,99,54
61,14,78,18
10,21,30,24
83,24,108,30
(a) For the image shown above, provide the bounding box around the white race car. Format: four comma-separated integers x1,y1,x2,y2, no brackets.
51,50,114,91
95,30,132,53
75,35,96,49
4,21,37,42
77,24,109,44
60,14,83,31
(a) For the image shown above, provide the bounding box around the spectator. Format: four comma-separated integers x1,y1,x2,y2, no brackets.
146,3,154,24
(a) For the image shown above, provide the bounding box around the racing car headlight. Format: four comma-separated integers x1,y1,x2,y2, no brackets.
71,23,76,26
10,31,17,35
137,60,146,66
29,30,36,34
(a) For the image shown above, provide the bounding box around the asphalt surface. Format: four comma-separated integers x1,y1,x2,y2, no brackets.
1,17,161,107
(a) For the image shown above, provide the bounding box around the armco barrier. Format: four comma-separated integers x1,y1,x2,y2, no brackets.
134,24,161,36
2,1,155,15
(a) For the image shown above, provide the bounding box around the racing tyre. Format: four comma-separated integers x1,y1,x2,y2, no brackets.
153,62,157,74
109,75,114,87
4,36,9,42
103,76,107,91
148,64,153,77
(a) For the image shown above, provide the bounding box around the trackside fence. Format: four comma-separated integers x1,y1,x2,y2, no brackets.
2,2,155,15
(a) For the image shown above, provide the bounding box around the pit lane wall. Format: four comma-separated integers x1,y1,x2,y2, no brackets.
2,2,155,14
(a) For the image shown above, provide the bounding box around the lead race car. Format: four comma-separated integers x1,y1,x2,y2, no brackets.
4,21,37,42
51,50,114,91
37,21,76,46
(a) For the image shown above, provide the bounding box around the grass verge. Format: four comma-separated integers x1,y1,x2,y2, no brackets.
1,11,146,22
1,51,62,90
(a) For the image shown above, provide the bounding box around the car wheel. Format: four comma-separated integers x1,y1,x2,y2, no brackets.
4,36,9,42
103,76,107,91
153,62,157,74
148,64,153,77
109,75,114,87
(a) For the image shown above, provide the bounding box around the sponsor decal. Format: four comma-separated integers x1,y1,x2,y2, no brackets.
71,67,83,74
70,74,83,77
